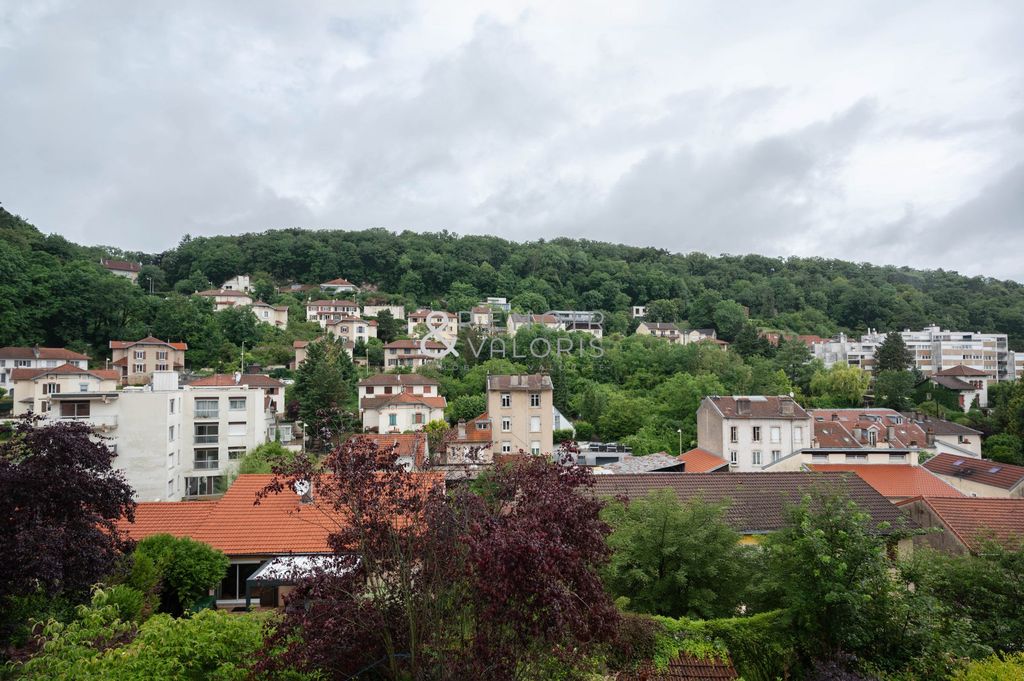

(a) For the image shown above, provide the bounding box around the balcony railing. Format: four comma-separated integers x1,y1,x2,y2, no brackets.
193,459,220,470
56,415,118,430
194,409,219,419
194,434,219,444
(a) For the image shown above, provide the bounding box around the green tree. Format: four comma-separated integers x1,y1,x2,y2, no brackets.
874,370,916,410
445,393,487,424
291,337,356,449
711,299,747,341
216,305,260,349
134,535,229,615
809,364,870,407
373,309,401,344
982,433,1024,465
875,331,913,373
510,291,549,313
601,489,747,619
643,298,680,322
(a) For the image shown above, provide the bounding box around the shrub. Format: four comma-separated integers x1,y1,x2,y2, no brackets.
134,535,229,615
953,653,1024,680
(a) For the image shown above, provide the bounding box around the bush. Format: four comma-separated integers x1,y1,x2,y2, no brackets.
572,420,594,440
90,585,146,624
134,535,229,615
953,653,1024,680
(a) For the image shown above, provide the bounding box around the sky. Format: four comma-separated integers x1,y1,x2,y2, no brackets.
2,1,1023,279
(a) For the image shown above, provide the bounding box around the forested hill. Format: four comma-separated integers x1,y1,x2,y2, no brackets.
3,206,1024,353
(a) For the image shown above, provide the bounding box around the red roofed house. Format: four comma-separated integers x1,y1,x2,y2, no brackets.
897,496,1024,555
923,453,1024,498
358,374,445,432
100,258,141,283
110,336,187,385
696,396,811,471
319,277,359,294
384,340,448,369
407,310,459,344
678,448,731,473
926,364,990,410
807,464,963,502
0,346,90,393
325,316,377,344
306,299,360,325
11,363,120,417
346,433,430,470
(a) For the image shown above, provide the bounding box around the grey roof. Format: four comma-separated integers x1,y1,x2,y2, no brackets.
903,414,982,437
708,396,809,420
487,374,553,391
599,454,685,474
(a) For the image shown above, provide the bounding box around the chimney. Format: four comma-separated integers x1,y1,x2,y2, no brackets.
458,419,467,439
736,398,751,416
886,426,895,442
831,414,839,421
853,427,862,441
233,371,242,385
780,397,794,416
926,427,935,447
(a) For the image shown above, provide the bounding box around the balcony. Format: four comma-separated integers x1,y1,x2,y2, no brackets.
57,415,118,431
194,409,220,420
194,434,219,444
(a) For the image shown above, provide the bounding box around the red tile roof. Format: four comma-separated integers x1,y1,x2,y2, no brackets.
486,374,553,391
188,373,284,389
361,393,447,410
307,299,358,307
196,288,251,298
10,363,121,382
101,258,140,272
809,409,927,448
385,340,447,350
109,336,188,351
408,309,457,320
807,464,963,500
934,365,989,377
899,497,1024,552
118,501,216,540
451,413,492,443
0,346,90,361
321,278,355,286
347,433,429,467
707,396,808,419
923,453,1024,491
358,373,440,387
813,421,860,448
678,448,730,473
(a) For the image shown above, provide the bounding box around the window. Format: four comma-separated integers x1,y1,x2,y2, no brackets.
889,453,907,462
812,453,829,462
414,412,424,425
14,359,31,367
184,475,222,496
501,441,512,453
155,364,169,371
752,450,762,466
794,426,803,444
168,479,174,496
195,398,219,419
476,421,488,430
133,363,145,374
501,417,511,432
530,416,541,433
194,422,219,444
168,425,175,442
389,414,398,427
729,426,738,443
530,441,541,455
169,398,176,414
228,447,246,460
500,393,511,408
771,450,781,462
752,426,761,442
846,453,868,462
530,393,541,407
867,430,877,446
365,386,375,395
60,401,90,418
134,350,145,360
42,382,60,395
194,448,219,470
770,426,781,443
219,562,262,600
729,451,738,464
228,422,246,437
156,350,168,361
229,397,246,411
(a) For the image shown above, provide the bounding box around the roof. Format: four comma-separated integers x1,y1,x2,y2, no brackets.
101,258,140,272
408,309,456,319
930,375,976,391
321,278,355,286
361,392,447,410
10,363,121,382
600,453,686,474
0,346,90,361
813,421,861,448
196,288,251,298
119,473,443,556
640,322,679,331
707,396,808,420
109,336,188,351
807,464,963,500
934,365,988,377
487,374,553,391
809,409,928,448
385,340,447,350
326,316,376,326
471,306,492,314
346,433,429,467
251,300,289,311
619,653,738,680
899,497,1024,552
188,373,284,389
451,413,492,443
904,416,981,437
678,448,731,473
589,472,912,535
307,299,358,307
509,313,560,325
359,373,440,387
923,453,1024,491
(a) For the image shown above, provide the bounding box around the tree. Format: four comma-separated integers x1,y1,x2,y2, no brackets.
0,418,136,644
216,305,260,350
445,393,486,424
291,337,356,450
134,535,229,615
711,299,747,341
732,323,773,358
874,370,916,410
809,364,870,407
510,291,549,313
643,298,680,322
875,331,913,373
601,489,747,618
373,309,401,344
982,433,1024,465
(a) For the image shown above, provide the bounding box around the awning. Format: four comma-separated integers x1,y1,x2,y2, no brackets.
246,555,356,589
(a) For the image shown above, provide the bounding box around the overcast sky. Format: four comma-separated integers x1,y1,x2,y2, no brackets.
2,1,1023,279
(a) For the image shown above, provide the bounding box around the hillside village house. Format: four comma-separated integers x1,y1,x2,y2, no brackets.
506,313,564,334
635,321,681,342
696,396,811,471
362,303,405,320
346,433,430,470
470,306,495,331
109,336,187,385
480,296,511,312
384,340,447,369
220,274,252,292
407,309,458,342
0,346,90,394
196,288,254,311
100,258,141,283
357,374,444,433
319,278,359,294
325,316,377,344
923,454,1024,498
306,299,360,325
905,414,983,457
250,301,289,328
487,374,554,456
45,371,272,501
445,414,495,469
292,338,354,369
11,364,120,416
897,497,1024,555
923,365,990,409
630,305,647,318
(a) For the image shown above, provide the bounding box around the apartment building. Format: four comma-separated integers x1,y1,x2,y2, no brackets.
195,288,254,311
109,336,187,385
325,316,377,344
11,364,120,416
306,300,360,325
100,258,140,283
384,340,447,369
44,371,271,501
696,395,811,471
320,278,359,294
0,346,90,394
190,373,286,416
631,305,647,319
812,326,1014,382
487,374,553,456
407,310,458,342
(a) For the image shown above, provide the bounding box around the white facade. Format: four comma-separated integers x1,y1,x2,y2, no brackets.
0,349,90,394
251,301,289,328
407,310,458,343
221,275,252,292
696,396,812,472
362,304,405,320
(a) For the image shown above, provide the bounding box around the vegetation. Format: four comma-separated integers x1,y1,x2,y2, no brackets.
133,535,230,616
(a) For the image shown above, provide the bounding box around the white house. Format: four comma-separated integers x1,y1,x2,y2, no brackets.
220,275,252,292
362,304,405,320
306,300,360,325
11,364,121,417
696,395,812,471
320,278,359,294
0,346,90,394
358,374,445,433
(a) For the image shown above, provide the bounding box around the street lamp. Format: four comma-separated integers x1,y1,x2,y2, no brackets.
677,428,683,454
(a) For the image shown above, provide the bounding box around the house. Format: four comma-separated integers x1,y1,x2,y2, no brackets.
292,338,354,369
677,448,731,473
696,396,811,471
480,296,511,312
250,301,289,328
357,373,441,401
630,305,647,319
189,373,287,416
680,328,718,345
306,300,360,325
618,652,738,680
444,414,495,468
635,321,681,342
806,464,963,502
590,472,914,552
565,321,603,338
319,278,359,294
926,365,990,410
195,289,255,311
506,313,564,335
470,306,495,331
487,374,554,456
109,336,187,385
101,258,141,283
11,364,121,416
325,316,377,344
904,413,983,457
362,304,405,320
407,310,458,342
0,346,90,394
220,275,252,292
119,472,444,607
922,453,1024,498
345,432,430,470
896,496,1024,555
360,390,446,433
383,340,447,369
595,453,686,474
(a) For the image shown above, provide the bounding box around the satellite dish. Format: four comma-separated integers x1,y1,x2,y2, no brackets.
294,479,311,497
